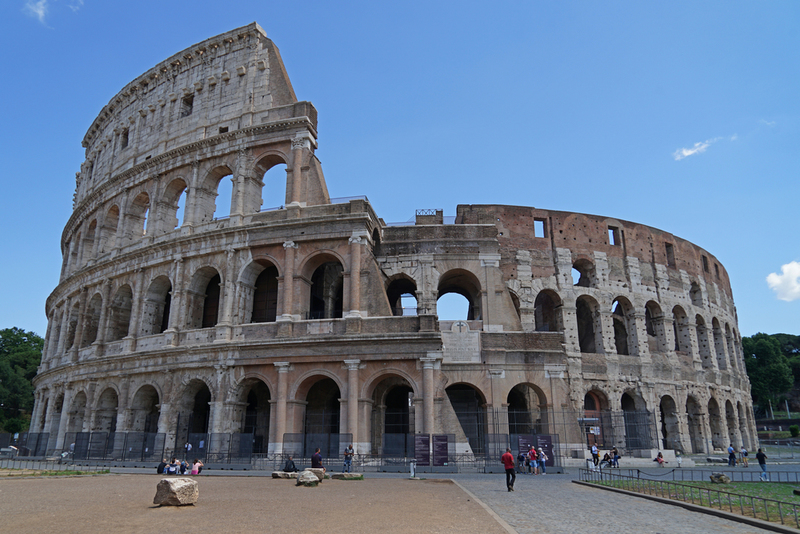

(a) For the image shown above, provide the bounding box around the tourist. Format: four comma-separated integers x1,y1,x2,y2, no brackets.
740,446,749,467
517,450,526,474
191,458,204,475
157,458,167,474
167,457,180,475
179,459,188,475
184,441,192,460
675,451,682,468
600,452,613,468
283,455,299,473
756,448,768,481
311,447,326,472
610,446,620,468
343,444,354,473
653,451,666,467
501,447,516,492
727,444,737,466
528,446,539,475
591,444,599,466
538,447,547,475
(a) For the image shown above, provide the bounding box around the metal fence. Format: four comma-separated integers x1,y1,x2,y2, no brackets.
0,459,110,472
579,468,800,528
0,432,49,457
613,467,800,484
282,433,352,459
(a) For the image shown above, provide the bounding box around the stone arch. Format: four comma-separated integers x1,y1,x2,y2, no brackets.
386,274,418,317
621,391,651,450
232,377,272,453
98,204,120,255
174,378,213,439
725,324,737,371
141,275,172,336
444,382,488,454
695,315,713,369
611,297,635,356
690,281,703,307
708,396,724,450
251,261,280,323
572,258,595,287
437,269,482,320
645,301,667,353
368,373,416,455
81,292,103,347
107,284,133,341
196,164,234,224
534,289,563,332
672,306,691,354
506,383,548,435
686,395,705,454
49,392,66,438
298,376,342,436
659,395,681,451
160,177,188,233
584,388,610,448
737,401,751,449
576,295,601,353
64,300,81,351
130,385,160,433
94,387,119,433
725,399,738,446
254,153,289,213
300,252,345,320
82,219,97,265
186,266,222,329
67,390,88,433
124,191,151,243
712,318,727,370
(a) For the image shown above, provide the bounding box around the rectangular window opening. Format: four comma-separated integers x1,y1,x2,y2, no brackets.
218,126,229,134
702,255,709,272
714,264,720,279
665,243,675,267
180,95,194,118
534,219,546,238
120,129,129,149
608,226,620,246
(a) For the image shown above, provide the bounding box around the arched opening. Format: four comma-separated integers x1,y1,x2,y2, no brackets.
725,400,737,446
49,393,65,439
659,396,681,451
238,380,271,454
708,397,724,450
81,293,102,347
611,298,631,356
141,276,172,336
686,395,705,454
645,301,666,353
126,192,150,242
737,401,751,449
372,228,381,256
304,378,341,436
186,267,222,329
386,276,417,317
572,259,595,287
175,380,212,448
195,166,234,224
98,205,119,255
130,385,160,433
83,219,97,265
445,384,487,454
67,391,87,433
370,377,415,456
712,318,727,370
583,390,610,448
162,178,188,232
672,306,691,354
725,324,737,371
534,290,562,332
252,265,279,323
94,388,118,433
576,296,599,353
621,392,651,449
64,301,80,351
695,315,713,369
256,155,288,211
437,269,482,320
107,285,133,341
507,384,546,435
214,173,233,219
309,262,344,319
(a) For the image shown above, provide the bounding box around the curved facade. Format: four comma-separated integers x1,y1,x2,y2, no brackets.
32,23,756,461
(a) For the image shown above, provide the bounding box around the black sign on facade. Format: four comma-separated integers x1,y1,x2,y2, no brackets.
432,434,449,466
414,434,430,466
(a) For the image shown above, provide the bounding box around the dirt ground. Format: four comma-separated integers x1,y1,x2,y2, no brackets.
0,474,508,534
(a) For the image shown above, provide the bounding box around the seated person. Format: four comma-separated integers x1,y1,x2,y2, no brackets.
157,458,168,474
311,448,326,472
654,452,666,466
600,453,612,467
191,459,204,475
167,457,180,475
283,456,299,473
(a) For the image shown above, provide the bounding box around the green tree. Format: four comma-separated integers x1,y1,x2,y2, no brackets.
0,327,43,432
743,333,794,408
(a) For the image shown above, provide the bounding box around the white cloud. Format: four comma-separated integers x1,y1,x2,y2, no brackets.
760,119,776,127
767,261,800,302
730,134,738,141
68,0,83,12
24,0,48,24
672,137,722,161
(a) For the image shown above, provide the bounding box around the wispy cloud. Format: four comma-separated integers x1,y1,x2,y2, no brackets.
24,0,48,24
760,119,776,127
767,261,800,302
672,134,737,161
68,0,83,12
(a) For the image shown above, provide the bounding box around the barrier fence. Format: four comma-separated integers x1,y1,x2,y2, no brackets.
579,468,800,528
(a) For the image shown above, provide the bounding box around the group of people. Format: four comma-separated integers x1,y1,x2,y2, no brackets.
727,444,750,467
281,444,356,474
502,446,549,491
157,457,204,475
590,444,620,468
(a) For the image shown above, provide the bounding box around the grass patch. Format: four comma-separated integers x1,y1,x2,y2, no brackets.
341,475,364,480
592,478,800,526
0,468,110,477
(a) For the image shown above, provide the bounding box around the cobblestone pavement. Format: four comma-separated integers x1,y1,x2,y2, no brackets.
452,472,776,534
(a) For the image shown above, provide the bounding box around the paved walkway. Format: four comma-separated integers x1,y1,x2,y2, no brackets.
455,472,775,534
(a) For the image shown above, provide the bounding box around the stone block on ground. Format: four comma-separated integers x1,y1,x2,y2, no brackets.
709,472,731,484
153,477,199,505
306,468,325,482
272,471,299,479
706,457,726,464
331,473,363,480
296,470,319,487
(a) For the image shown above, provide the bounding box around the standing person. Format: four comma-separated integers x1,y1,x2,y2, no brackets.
756,448,768,481
517,450,526,474
528,446,539,475
342,444,354,473
591,444,599,466
311,447,326,472
610,446,620,468
501,447,516,492
191,458,204,475
538,447,547,475
184,441,192,460
675,451,682,468
727,444,736,467
740,447,749,467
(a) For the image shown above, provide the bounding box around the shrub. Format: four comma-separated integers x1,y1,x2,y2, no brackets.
789,425,799,437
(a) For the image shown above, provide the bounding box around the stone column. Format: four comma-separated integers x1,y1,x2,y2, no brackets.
71,288,89,361
170,258,186,334
347,233,365,317
344,360,361,448
219,249,236,326
288,137,308,206
279,242,298,319
115,377,131,433
631,312,651,360
83,381,97,432
420,355,440,435
113,189,129,249
94,279,113,357
54,386,75,450
488,369,509,435
123,269,145,352
30,390,44,433
273,362,291,454
42,389,57,439
56,297,72,359
184,161,200,230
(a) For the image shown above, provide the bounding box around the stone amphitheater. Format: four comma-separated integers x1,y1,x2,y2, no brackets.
30,23,756,464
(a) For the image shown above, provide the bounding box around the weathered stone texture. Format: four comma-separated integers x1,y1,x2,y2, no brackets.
153,478,198,506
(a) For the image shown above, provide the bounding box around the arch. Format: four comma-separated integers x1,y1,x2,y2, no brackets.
725,399,737,446
737,401,751,449
437,269,482,320
576,295,601,353
161,177,188,233
303,253,344,320
67,391,88,433
621,391,652,449
303,377,342,436
645,301,667,353
82,219,97,265
708,397,724,450
369,374,415,455
175,379,213,441
685,395,705,454
98,204,120,255
234,378,272,453
725,324,737,371
445,383,488,454
81,292,103,347
572,258,595,287
507,383,548,435
186,267,222,329
107,284,133,341
386,275,417,317
695,315,713,369
141,275,172,336
252,263,279,323
254,153,288,212
64,300,81,351
196,165,234,223
672,306,691,354
124,191,151,243
690,281,703,307
94,387,118,432
611,297,634,356
659,395,681,451
130,385,160,433
712,318,727,370
534,289,563,332
584,389,610,448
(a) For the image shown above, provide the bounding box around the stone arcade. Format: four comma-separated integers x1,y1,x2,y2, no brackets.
31,23,756,464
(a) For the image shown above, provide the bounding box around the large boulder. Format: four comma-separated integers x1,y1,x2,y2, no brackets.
306,468,326,482
331,473,363,480
153,477,199,506
709,472,731,484
296,470,320,487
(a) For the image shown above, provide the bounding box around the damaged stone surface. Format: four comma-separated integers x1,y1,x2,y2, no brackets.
709,473,731,484
272,471,299,479
296,471,319,487
331,473,363,480
153,477,199,506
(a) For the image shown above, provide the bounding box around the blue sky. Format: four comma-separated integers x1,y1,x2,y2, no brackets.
1,1,798,338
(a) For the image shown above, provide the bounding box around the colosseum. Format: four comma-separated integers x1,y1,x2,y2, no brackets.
30,23,756,469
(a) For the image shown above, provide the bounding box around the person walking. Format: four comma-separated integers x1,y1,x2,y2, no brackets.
591,444,599,466
727,444,737,467
501,447,516,492
740,446,749,467
342,444,354,473
756,448,768,481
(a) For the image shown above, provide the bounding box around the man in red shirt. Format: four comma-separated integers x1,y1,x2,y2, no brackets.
501,447,516,492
